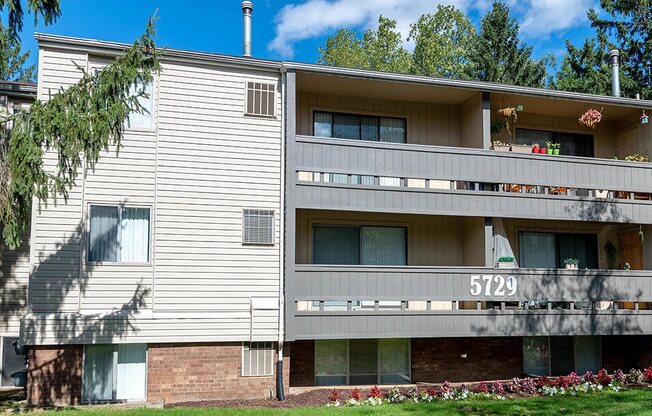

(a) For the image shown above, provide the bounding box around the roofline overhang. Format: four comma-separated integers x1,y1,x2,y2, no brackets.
0,81,37,98
35,32,652,110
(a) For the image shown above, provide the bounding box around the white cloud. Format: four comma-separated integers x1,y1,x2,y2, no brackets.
268,0,595,58
518,0,595,38
268,0,473,58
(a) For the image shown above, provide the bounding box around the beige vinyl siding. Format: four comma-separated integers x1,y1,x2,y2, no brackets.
0,226,30,336
25,46,282,345
296,92,462,147
29,48,87,315
295,209,483,266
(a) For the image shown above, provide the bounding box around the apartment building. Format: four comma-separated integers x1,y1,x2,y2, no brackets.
11,6,652,406
0,80,36,387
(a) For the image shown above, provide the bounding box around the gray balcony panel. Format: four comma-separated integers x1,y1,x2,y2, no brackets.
295,136,652,193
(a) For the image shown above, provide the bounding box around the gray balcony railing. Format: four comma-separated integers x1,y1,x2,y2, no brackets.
285,265,652,340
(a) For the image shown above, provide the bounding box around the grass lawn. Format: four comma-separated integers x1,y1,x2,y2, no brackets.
13,388,652,416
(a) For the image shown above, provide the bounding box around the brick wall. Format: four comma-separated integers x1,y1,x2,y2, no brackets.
147,342,290,403
27,345,83,407
602,335,652,371
289,340,314,387
412,337,523,383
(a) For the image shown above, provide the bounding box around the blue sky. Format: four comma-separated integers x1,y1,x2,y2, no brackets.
15,0,598,72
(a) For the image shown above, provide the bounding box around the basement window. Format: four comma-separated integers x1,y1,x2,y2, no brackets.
83,344,147,402
245,82,276,117
242,342,274,376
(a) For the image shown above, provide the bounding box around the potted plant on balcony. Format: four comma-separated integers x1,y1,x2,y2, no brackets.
511,143,533,154
564,258,579,270
531,143,540,153
545,141,554,155
551,142,561,155
497,256,516,268
579,108,603,128
491,140,510,152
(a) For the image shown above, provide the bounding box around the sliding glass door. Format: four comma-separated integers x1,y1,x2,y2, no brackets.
313,225,407,265
519,232,598,269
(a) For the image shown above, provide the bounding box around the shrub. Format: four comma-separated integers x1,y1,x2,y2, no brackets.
644,367,652,382
474,382,489,394
614,369,626,384
583,371,595,384
368,385,382,399
567,372,581,386
329,389,339,403
627,368,645,385
596,369,612,386
349,388,362,401
506,378,521,393
490,380,505,395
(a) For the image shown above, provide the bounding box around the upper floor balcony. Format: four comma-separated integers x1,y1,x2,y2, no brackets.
286,69,652,224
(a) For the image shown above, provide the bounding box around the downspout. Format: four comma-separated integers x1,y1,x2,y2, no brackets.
276,65,287,401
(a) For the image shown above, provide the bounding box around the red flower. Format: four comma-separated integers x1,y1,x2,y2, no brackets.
328,389,339,402
644,368,652,382
368,385,382,399
596,369,612,386
349,388,362,401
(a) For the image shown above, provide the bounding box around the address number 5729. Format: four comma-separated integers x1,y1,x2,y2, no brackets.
469,275,517,297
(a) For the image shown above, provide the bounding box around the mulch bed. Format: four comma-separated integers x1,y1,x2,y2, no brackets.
167,388,351,408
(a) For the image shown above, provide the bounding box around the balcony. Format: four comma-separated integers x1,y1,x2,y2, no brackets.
287,265,652,340
292,135,652,224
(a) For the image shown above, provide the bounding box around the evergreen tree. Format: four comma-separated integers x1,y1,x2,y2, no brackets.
587,0,652,98
0,0,60,39
1,19,162,248
318,16,411,74
468,1,550,87
408,4,475,79
0,21,37,82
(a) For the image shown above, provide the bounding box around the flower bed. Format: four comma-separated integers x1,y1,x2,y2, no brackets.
325,368,652,407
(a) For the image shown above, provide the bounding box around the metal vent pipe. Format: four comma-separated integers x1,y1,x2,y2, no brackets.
242,1,253,57
609,49,620,97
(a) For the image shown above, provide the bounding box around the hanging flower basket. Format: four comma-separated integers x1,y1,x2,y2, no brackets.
498,107,517,121
579,108,603,128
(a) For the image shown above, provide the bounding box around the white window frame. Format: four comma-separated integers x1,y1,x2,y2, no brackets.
86,203,153,265
241,342,275,377
81,344,149,403
243,80,277,118
242,209,276,246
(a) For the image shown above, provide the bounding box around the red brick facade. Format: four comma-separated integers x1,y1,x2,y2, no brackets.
601,335,652,371
27,345,83,407
147,342,290,403
411,337,524,383
289,340,314,387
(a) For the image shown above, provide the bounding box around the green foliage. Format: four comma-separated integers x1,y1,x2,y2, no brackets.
0,0,61,40
0,20,36,82
588,0,652,98
1,18,162,248
468,2,550,87
497,256,515,262
318,15,411,74
408,5,475,79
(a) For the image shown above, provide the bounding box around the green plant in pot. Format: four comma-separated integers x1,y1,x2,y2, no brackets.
545,141,554,155
564,258,579,270
551,143,561,155
497,256,516,268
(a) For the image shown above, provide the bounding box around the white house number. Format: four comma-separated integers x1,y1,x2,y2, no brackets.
469,275,517,297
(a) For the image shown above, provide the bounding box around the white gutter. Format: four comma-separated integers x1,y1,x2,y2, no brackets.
276,66,287,400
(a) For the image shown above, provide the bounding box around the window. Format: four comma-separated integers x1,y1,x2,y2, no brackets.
313,111,406,143
242,209,275,245
126,80,154,130
83,344,147,402
312,225,406,265
242,342,274,376
315,339,409,385
245,82,276,117
88,205,150,263
523,336,601,376
516,129,594,157
519,232,598,269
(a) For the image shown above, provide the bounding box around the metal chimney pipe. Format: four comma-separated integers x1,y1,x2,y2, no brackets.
242,1,253,57
609,49,620,97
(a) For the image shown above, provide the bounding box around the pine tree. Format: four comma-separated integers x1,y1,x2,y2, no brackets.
0,21,37,82
468,1,550,87
1,18,162,248
0,0,60,40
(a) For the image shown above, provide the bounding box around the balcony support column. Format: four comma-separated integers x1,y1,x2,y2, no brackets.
484,217,494,267
482,92,491,150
